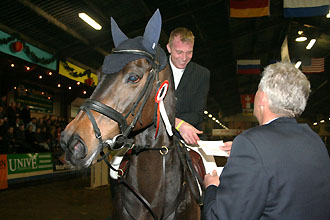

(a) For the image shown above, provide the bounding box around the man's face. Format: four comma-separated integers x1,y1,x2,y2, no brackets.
167,35,194,69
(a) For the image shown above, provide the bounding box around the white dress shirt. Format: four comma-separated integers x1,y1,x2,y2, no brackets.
169,56,185,90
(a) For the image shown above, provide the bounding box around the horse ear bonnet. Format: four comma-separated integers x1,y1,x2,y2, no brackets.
102,9,167,74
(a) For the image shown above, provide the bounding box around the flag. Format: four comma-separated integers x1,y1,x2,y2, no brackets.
284,0,330,17
302,58,325,73
230,0,270,18
241,94,255,115
281,36,290,62
237,60,261,74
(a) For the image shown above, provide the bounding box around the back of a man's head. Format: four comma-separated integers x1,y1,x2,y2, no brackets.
259,62,311,117
168,27,195,45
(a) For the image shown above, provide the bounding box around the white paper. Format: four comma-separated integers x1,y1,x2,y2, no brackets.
197,140,229,157
188,145,224,176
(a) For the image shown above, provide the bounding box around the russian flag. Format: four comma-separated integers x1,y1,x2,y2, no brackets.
284,0,330,17
230,0,269,18
237,60,260,74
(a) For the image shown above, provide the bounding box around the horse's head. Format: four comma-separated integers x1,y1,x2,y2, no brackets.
60,9,174,168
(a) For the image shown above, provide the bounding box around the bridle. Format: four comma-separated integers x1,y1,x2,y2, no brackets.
80,47,162,153
79,46,178,220
79,46,204,219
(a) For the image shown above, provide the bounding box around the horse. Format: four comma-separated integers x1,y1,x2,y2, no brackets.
60,9,204,220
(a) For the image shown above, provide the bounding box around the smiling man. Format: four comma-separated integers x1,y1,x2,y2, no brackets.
167,27,210,145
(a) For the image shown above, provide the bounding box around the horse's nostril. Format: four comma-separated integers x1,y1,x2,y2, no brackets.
71,141,87,160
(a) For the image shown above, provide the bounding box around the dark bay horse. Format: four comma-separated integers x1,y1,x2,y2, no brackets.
60,10,203,220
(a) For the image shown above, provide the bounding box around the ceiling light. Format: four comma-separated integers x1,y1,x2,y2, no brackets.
68,86,72,90
320,119,325,123
295,36,307,42
295,61,301,68
306,39,316,50
10,63,15,67
48,71,52,76
39,75,42,79
204,110,208,114
78,13,102,30
295,31,307,42
83,90,87,94
77,82,80,85
326,10,330,18
313,122,317,126
57,84,61,88
208,114,212,118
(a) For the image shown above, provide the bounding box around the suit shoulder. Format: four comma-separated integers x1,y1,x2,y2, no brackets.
188,61,210,75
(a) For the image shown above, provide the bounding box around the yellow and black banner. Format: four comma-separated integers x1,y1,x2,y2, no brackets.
59,61,98,85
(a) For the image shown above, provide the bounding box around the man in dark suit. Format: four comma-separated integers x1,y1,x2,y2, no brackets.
203,62,330,219
166,27,210,145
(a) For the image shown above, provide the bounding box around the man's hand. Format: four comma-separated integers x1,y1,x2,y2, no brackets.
221,141,232,156
176,118,202,145
204,170,220,188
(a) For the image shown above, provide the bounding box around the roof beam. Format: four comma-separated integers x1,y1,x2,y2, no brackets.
18,0,108,56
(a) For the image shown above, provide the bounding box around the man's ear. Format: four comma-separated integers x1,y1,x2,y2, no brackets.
166,43,171,53
260,91,269,107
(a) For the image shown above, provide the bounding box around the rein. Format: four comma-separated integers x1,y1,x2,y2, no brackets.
79,47,204,219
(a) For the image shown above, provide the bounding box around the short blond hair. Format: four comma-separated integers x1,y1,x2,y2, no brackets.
168,27,195,46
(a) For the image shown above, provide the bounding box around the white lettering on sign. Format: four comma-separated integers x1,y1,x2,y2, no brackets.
8,158,38,172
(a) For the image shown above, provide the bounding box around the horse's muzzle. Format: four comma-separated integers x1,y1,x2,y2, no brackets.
60,132,88,168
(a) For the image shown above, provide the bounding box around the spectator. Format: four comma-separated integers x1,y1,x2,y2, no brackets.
0,106,6,119
6,101,19,127
25,124,36,150
0,95,7,108
3,126,16,153
14,123,29,153
47,126,57,153
20,105,31,125
0,118,8,153
35,127,49,151
14,117,22,132
26,117,37,132
36,117,45,130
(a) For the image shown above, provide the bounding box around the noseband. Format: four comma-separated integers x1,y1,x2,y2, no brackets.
80,47,161,152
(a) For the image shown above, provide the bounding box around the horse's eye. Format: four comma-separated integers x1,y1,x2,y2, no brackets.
127,74,141,83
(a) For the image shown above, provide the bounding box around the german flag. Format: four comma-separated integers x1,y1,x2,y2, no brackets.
230,0,270,18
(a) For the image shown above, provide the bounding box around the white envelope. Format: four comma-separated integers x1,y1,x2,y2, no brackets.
197,140,229,157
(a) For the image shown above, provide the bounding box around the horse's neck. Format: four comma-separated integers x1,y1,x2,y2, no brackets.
133,123,172,147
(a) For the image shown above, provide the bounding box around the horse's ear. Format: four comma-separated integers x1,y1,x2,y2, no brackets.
111,17,128,48
143,9,161,51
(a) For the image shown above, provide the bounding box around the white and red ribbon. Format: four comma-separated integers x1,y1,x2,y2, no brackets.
154,80,173,138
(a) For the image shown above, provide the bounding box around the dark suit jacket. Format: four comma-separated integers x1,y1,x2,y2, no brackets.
203,117,330,220
174,61,210,130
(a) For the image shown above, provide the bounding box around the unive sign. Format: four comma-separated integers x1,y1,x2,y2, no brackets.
7,153,53,175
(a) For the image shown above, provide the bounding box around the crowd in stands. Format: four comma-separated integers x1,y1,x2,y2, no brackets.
0,95,67,161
